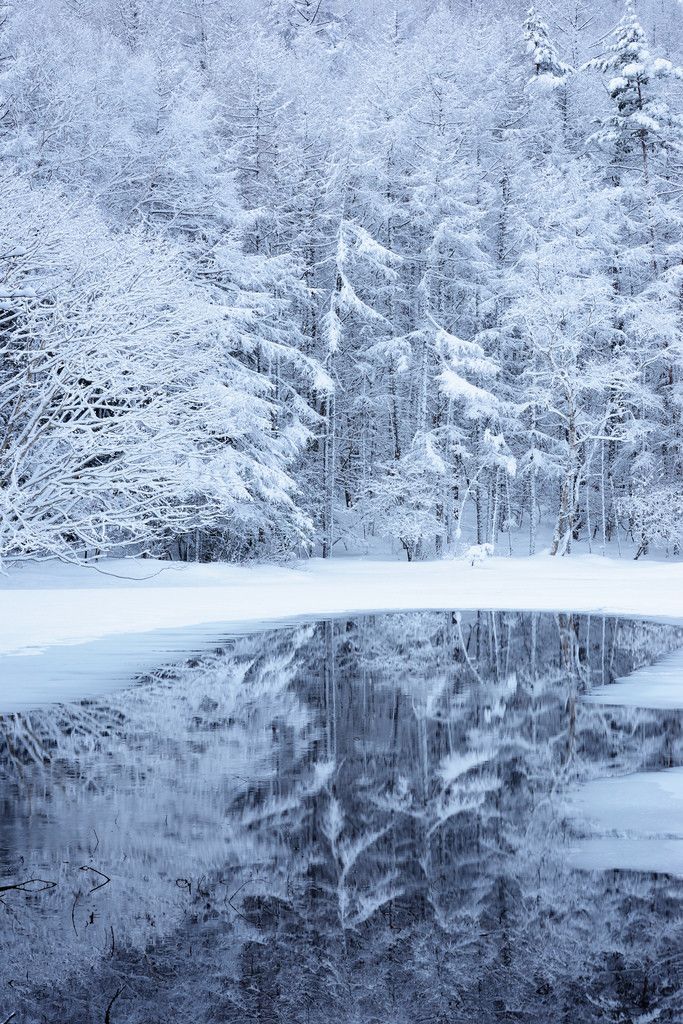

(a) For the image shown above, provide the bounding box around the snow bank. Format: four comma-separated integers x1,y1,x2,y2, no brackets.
568,838,683,877
1,554,682,657
586,648,683,709
1,553,682,710
567,769,683,838
566,768,683,877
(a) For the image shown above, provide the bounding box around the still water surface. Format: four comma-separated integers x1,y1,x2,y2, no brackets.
1,610,683,1023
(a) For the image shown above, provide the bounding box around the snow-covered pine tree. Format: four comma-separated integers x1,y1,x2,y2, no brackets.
322,215,401,555
583,0,683,556
524,5,572,86
583,0,683,171
0,175,316,563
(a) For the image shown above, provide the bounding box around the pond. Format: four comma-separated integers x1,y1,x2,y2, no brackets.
1,610,683,1023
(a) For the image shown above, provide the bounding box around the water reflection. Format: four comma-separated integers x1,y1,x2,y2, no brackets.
1,611,683,1023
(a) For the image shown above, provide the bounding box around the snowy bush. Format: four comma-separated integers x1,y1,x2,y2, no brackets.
362,440,445,561
623,484,683,558
464,543,494,566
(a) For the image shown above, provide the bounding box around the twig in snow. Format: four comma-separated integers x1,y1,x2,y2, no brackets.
104,987,122,1024
0,877,56,894
80,865,110,893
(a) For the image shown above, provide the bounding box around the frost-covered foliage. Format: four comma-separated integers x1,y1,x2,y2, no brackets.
583,1,683,156
0,176,317,560
1,0,682,562
623,481,683,556
524,6,573,86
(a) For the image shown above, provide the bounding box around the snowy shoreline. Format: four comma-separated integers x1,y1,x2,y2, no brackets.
1,554,682,657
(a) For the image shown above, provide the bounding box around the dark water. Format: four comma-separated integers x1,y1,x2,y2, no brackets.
2,611,683,1023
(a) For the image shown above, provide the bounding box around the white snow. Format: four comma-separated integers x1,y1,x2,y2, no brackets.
586,648,683,709
2,554,683,655
566,768,683,877
568,839,683,877
1,553,682,709
571,645,683,876
567,768,683,837
0,622,285,712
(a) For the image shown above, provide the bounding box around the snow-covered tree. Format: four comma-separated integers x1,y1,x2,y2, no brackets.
0,175,319,562
0,0,681,562
524,5,572,86
583,0,683,169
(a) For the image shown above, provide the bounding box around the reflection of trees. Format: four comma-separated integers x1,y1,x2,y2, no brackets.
0,626,324,1005
236,611,683,1024
2,613,683,1023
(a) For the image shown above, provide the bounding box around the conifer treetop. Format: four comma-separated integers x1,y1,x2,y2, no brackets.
583,0,683,155
523,5,572,87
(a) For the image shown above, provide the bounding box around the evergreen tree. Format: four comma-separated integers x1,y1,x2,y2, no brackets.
524,5,572,86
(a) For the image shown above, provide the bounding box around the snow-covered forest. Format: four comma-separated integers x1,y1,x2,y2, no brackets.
2,0,683,564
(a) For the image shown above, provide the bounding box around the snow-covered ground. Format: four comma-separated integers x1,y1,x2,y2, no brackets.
566,769,683,877
586,648,683,710
2,552,682,710
2,553,683,656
